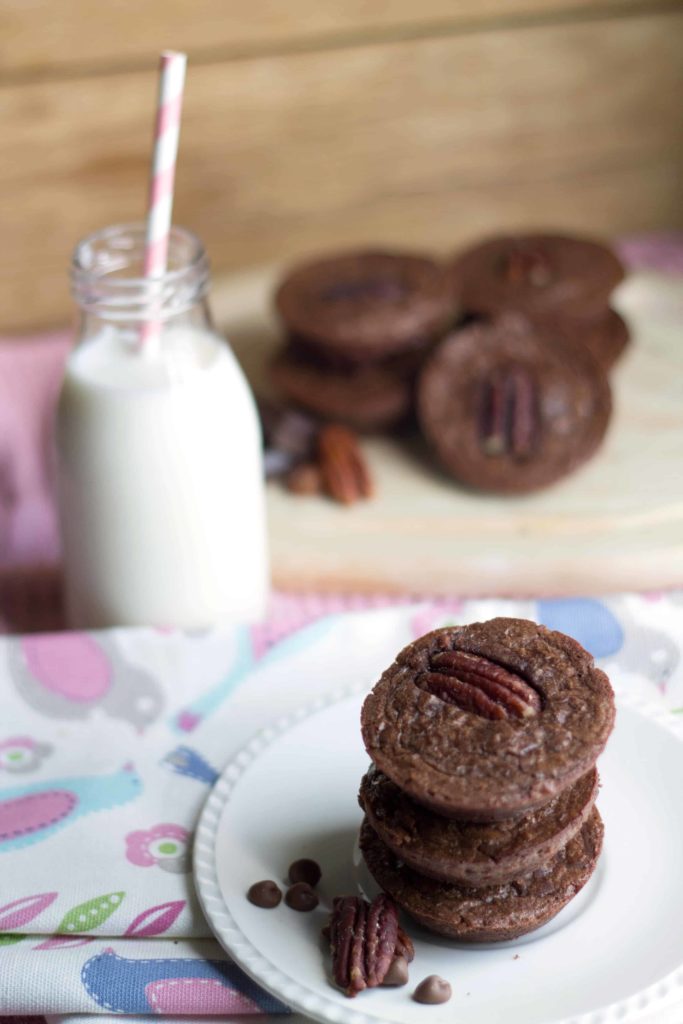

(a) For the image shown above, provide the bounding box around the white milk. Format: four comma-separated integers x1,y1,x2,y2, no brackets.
56,325,268,629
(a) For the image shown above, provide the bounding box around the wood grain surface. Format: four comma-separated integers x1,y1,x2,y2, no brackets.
0,0,659,74
211,268,683,596
0,6,681,333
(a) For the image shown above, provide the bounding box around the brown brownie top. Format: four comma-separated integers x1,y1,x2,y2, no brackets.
275,250,455,359
360,619,615,820
416,314,612,494
452,233,624,318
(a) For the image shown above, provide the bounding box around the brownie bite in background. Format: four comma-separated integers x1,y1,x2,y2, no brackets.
451,233,625,320
416,314,613,495
451,232,630,372
271,250,456,431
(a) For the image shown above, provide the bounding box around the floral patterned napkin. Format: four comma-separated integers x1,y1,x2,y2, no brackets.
1,594,682,1019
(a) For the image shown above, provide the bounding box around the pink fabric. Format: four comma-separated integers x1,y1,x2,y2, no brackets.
0,333,71,568
20,634,111,701
617,232,683,274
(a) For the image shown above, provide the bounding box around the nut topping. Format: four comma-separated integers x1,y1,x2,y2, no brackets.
286,462,324,496
479,364,538,459
318,424,374,505
417,649,541,720
395,924,415,963
328,894,399,997
501,245,553,287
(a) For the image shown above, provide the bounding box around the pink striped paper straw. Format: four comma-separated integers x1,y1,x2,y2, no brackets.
139,50,187,354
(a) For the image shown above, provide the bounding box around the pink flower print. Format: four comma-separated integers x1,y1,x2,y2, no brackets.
125,824,191,873
0,737,52,774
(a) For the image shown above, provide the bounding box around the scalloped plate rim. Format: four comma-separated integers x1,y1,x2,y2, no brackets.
194,683,683,1024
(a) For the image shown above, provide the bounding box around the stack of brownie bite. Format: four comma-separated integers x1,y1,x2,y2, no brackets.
358,618,615,941
272,251,456,432
413,232,626,494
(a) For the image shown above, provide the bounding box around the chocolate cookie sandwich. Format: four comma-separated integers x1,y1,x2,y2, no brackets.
359,764,599,886
451,233,624,320
275,250,455,364
360,618,615,821
360,810,604,943
416,314,612,494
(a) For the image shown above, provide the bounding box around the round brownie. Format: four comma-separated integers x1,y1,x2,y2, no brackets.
270,343,416,432
526,307,630,375
360,619,615,821
360,810,603,942
359,765,598,886
275,251,455,362
416,314,612,494
451,233,624,319
565,308,630,372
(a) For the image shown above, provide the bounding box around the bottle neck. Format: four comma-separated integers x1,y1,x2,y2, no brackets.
77,298,215,348
71,223,212,344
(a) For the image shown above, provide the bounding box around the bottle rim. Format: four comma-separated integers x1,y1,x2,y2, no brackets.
71,222,210,321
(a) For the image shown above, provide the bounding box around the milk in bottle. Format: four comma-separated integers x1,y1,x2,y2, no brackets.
56,224,268,629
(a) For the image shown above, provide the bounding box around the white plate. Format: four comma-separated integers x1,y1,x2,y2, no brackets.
194,683,683,1024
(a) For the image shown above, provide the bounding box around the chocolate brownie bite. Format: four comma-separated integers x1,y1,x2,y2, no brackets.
360,810,604,942
275,251,455,363
270,342,416,432
525,307,630,375
563,308,630,372
359,765,599,886
360,619,615,821
452,233,624,319
416,314,612,494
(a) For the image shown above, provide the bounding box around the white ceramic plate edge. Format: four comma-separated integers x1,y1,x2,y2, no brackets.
194,683,683,1024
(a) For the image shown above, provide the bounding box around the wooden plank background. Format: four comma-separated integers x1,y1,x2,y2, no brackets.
0,1,681,333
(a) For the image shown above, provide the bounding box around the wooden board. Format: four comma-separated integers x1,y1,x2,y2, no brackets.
0,0,655,74
1,9,682,333
211,269,683,596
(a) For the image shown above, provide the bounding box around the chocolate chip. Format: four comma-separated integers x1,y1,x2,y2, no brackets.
288,858,322,887
264,449,294,479
285,882,319,912
247,880,282,908
413,976,452,1005
259,401,319,460
381,956,409,987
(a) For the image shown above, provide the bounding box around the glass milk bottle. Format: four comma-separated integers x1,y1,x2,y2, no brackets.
56,223,268,629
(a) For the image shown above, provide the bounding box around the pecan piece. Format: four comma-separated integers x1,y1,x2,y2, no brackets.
318,424,374,505
417,649,541,720
329,894,399,997
286,462,323,496
501,245,553,288
396,925,415,963
479,364,538,459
